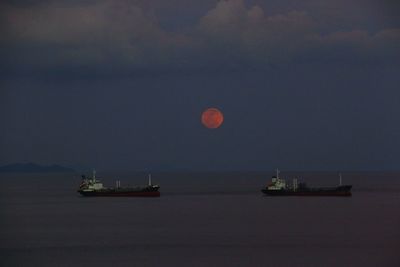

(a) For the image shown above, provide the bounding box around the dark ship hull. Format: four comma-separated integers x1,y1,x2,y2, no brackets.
262,185,352,197
78,187,160,197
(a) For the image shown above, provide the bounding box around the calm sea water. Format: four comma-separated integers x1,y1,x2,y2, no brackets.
1,171,399,267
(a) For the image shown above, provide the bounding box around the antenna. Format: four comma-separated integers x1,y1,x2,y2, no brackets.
148,173,152,186
93,169,96,181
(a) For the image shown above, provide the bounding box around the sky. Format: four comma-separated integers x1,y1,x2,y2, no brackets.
1,0,399,171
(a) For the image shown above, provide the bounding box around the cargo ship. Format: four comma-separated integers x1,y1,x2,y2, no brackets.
77,170,160,197
261,170,352,197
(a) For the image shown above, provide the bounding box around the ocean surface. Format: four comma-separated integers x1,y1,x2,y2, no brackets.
1,171,399,267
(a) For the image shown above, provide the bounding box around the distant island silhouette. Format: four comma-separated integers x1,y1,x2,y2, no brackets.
0,163,76,173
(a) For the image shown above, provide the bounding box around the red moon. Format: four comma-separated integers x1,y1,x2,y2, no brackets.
201,108,224,129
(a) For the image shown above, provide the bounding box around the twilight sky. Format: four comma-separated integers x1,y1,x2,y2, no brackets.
1,0,399,171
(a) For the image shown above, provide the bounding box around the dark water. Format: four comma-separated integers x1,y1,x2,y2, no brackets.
1,171,399,267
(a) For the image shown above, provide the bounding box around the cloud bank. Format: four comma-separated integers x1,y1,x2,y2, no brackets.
1,0,399,75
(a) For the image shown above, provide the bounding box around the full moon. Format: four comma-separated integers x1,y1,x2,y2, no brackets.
201,108,224,129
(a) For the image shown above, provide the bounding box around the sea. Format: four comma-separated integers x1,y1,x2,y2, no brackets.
0,171,399,267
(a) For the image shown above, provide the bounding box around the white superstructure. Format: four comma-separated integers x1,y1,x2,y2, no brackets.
79,170,104,191
266,169,287,190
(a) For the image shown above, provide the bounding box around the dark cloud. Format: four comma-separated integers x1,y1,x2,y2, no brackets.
1,0,399,77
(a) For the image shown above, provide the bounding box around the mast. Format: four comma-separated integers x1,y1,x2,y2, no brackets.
339,173,342,186
148,173,152,186
276,168,280,179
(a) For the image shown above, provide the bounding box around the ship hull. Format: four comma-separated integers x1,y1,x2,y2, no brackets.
262,185,352,197
78,189,160,197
